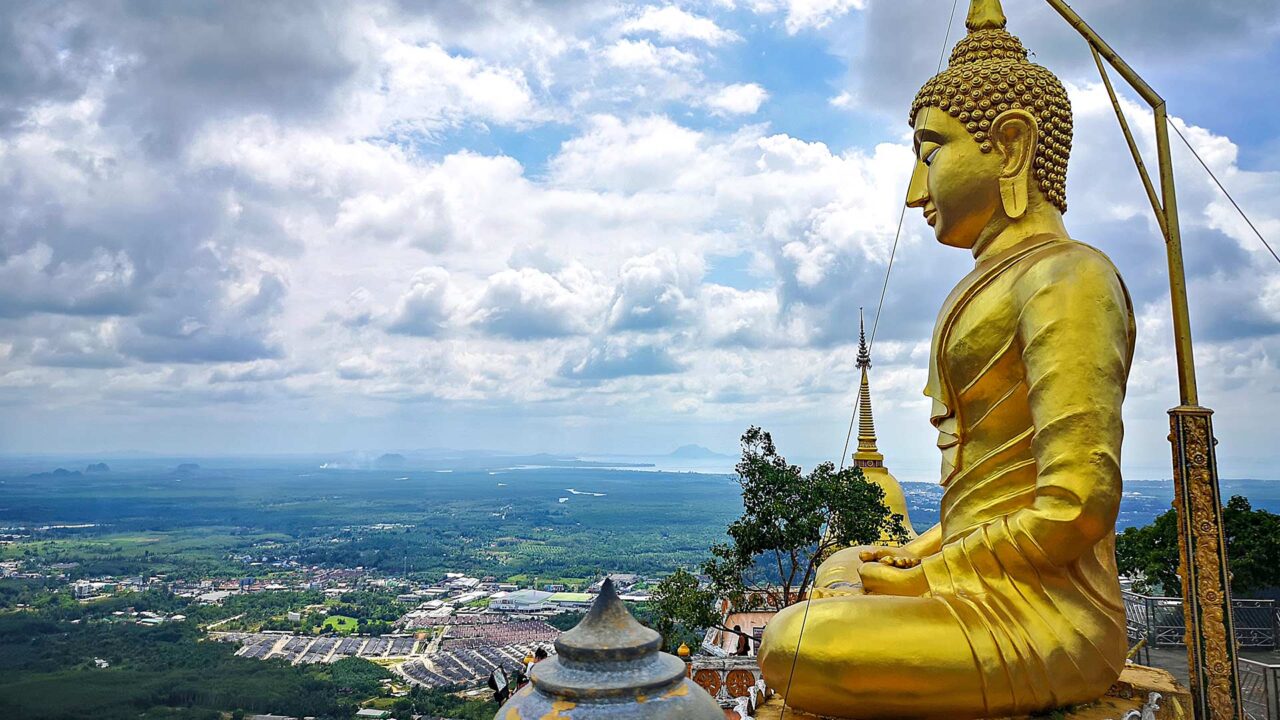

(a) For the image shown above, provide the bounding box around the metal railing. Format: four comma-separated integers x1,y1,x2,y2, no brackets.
1122,591,1279,649
1240,659,1280,720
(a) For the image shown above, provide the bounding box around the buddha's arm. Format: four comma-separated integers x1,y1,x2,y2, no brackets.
903,522,942,557
912,248,1133,595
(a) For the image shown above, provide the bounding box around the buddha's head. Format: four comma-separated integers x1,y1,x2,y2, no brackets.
906,0,1072,250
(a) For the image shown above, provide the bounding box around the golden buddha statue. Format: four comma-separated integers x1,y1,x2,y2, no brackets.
757,1,1136,717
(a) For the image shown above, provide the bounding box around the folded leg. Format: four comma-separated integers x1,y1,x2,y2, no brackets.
758,594,992,719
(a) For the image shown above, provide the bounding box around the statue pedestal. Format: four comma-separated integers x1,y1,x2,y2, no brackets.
754,665,1190,719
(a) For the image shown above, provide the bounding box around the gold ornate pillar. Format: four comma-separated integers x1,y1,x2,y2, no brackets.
1169,407,1243,719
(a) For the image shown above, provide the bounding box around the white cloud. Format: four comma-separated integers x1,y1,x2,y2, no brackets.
601,38,700,71
749,0,867,34
785,0,866,32
2,0,1279,475
828,91,855,109
608,249,705,330
706,83,769,115
371,38,539,133
558,337,686,382
549,114,709,194
0,244,137,318
702,285,789,347
469,265,609,340
621,6,741,45
337,354,381,381
386,268,455,337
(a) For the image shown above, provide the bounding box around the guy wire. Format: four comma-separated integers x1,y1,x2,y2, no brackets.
1168,119,1280,268
782,1,961,716
838,201,909,473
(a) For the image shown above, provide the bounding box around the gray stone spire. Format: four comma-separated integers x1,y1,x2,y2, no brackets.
496,579,724,719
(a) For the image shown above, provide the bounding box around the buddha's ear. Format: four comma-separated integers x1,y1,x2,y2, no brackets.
991,110,1037,219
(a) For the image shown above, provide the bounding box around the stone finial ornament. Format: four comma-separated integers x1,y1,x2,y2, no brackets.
495,579,724,719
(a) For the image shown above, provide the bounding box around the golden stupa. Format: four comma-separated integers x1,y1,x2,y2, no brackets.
849,311,916,543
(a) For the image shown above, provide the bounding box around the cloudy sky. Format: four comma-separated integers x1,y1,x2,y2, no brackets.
1,0,1278,479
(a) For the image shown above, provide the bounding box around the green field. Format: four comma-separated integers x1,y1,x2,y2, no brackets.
323,615,358,634
0,463,752,581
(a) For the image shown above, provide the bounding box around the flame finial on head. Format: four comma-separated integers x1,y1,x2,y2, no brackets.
966,0,1007,32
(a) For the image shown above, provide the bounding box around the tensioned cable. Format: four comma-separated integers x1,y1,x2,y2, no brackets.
837,5,956,475
1167,119,1280,268
838,202,912,471
783,3,962,717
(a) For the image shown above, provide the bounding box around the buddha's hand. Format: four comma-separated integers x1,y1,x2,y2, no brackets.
858,558,929,597
808,582,863,599
813,545,881,591
857,548,921,568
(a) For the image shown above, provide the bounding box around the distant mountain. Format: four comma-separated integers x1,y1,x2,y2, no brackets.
668,444,731,460
85,463,110,473
374,453,407,469
28,468,83,479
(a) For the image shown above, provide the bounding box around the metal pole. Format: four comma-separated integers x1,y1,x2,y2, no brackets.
1090,46,1168,239
1272,665,1279,720
1147,595,1157,647
1274,604,1280,652
1153,104,1200,406
1043,0,1161,105
1042,1,1242,717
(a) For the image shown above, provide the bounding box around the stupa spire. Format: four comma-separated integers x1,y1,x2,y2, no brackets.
966,0,1007,32
855,309,878,456
846,308,916,541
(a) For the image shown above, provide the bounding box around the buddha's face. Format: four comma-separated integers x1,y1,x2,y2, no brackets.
906,108,1004,250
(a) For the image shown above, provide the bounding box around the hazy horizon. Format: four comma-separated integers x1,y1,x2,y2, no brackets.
4,446,1276,487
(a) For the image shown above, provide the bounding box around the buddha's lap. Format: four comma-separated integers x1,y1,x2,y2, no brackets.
759,595,989,715
762,594,973,670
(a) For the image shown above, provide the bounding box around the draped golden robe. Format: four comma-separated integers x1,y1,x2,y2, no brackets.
758,234,1136,718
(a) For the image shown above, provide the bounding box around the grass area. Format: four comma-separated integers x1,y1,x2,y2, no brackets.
323,615,358,634
364,696,400,710
503,574,590,590
0,529,294,581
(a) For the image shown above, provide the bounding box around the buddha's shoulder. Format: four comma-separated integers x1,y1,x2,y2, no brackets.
1011,236,1125,285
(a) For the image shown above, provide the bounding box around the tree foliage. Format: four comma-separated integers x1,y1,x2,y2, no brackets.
649,569,719,652
650,427,907,648
1116,495,1280,597
0,616,350,719
403,684,499,720
706,427,906,611
329,657,390,697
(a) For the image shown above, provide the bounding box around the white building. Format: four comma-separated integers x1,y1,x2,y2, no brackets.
490,589,554,613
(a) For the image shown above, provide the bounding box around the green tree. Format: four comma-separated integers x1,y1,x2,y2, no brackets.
651,427,907,647
649,569,719,652
1116,495,1280,597
708,426,907,611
